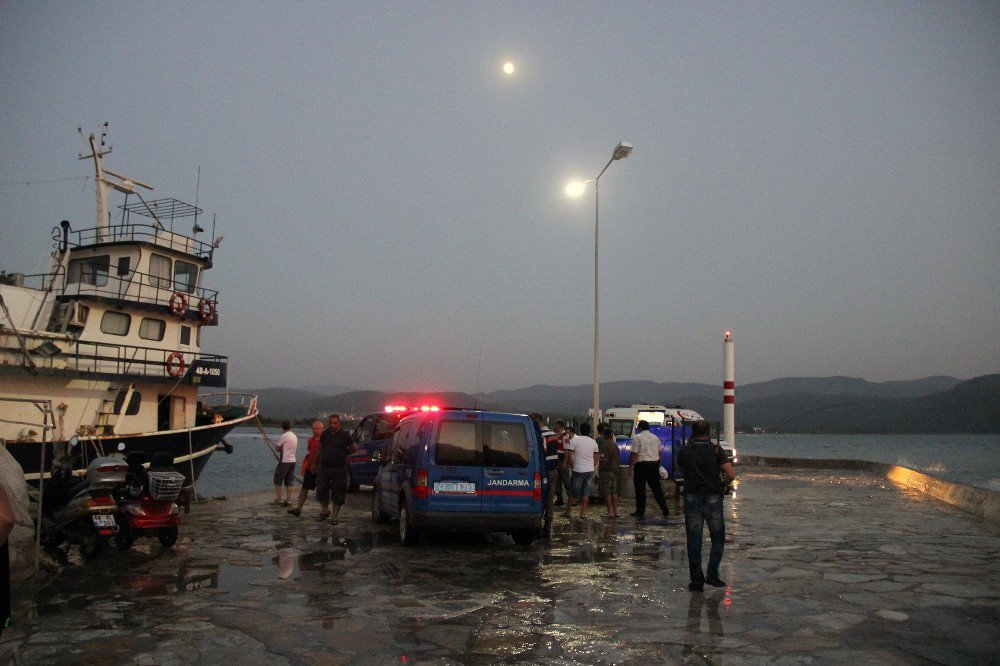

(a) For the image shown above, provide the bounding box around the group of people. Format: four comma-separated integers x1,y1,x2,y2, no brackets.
533,413,735,593
274,412,735,592
271,415,358,525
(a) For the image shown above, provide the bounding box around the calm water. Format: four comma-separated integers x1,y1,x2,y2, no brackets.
195,428,1000,498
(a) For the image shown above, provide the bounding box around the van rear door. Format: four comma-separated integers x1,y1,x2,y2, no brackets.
426,416,482,513
482,416,537,514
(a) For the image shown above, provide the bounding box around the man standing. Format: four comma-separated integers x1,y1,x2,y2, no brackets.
564,422,599,520
315,414,358,524
597,427,620,519
531,414,559,537
288,420,323,516
676,420,736,592
627,420,670,518
552,420,571,506
273,420,297,506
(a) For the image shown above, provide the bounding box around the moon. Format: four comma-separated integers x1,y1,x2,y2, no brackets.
503,62,515,75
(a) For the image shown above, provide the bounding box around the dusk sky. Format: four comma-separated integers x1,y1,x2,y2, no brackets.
2,2,997,393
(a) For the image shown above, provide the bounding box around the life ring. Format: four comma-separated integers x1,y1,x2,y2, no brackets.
198,298,215,323
169,291,187,316
166,351,185,379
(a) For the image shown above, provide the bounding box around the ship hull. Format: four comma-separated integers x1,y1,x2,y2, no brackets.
11,412,256,487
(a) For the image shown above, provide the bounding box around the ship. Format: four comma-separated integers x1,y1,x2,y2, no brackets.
0,125,258,487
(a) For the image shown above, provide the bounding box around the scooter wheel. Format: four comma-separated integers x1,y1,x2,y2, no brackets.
158,526,179,548
115,525,135,551
79,534,105,560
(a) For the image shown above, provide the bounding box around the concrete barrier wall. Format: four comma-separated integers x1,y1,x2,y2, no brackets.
738,455,1000,526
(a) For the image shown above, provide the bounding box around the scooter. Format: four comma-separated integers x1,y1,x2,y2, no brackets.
114,451,185,551
39,437,125,560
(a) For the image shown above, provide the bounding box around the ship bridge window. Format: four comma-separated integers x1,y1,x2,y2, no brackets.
149,254,171,289
173,261,199,294
100,311,131,336
67,255,110,286
139,317,166,341
180,325,191,346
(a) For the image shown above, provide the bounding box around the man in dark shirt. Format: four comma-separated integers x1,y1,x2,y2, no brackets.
315,414,358,524
676,420,735,591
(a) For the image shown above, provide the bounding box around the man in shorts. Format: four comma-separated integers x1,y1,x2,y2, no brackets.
288,420,322,516
564,422,599,520
598,427,620,518
272,420,297,506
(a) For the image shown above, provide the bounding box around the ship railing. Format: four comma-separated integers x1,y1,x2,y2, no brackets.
53,220,214,260
9,334,228,380
61,268,219,315
7,270,219,316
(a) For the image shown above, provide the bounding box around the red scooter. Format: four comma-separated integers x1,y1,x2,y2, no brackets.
115,452,185,550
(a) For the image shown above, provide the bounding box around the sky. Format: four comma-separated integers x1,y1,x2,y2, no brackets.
1,2,998,393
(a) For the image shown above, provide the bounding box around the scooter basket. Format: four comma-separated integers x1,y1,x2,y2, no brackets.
147,471,186,501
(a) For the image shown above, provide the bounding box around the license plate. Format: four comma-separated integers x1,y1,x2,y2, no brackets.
433,481,475,494
92,514,116,528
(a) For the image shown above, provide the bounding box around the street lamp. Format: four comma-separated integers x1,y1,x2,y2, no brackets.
566,141,633,430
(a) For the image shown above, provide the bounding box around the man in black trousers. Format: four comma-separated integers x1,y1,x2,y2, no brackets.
627,420,671,518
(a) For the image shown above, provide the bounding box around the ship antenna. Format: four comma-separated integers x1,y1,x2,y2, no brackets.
472,329,485,410
192,166,202,234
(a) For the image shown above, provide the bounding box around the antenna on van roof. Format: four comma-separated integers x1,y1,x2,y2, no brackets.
472,330,486,411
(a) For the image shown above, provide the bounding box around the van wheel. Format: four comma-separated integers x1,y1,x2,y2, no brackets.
347,469,359,493
511,530,535,546
371,490,389,524
399,502,420,547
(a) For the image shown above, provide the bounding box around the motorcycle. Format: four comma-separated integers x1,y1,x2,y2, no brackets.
114,451,185,550
39,436,125,560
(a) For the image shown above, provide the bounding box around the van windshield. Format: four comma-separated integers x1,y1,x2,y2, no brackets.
608,419,634,438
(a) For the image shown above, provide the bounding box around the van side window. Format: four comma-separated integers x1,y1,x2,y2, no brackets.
389,428,405,464
402,421,424,465
354,416,375,443
373,416,394,439
484,421,529,468
435,420,480,466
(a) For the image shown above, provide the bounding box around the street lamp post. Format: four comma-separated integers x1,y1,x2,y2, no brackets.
573,142,632,431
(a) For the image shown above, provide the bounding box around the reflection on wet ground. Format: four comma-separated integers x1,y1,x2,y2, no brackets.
3,469,998,664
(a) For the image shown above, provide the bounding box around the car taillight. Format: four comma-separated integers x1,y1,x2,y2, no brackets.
533,472,541,501
414,469,428,499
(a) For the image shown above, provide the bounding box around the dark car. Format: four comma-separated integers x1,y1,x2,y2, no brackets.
371,409,544,546
346,408,413,491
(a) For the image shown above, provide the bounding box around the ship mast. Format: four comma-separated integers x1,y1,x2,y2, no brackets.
78,123,155,242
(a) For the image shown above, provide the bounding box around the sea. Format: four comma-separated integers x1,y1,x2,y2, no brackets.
195,427,1000,498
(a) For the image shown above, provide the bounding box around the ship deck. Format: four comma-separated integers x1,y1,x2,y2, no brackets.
2,466,997,664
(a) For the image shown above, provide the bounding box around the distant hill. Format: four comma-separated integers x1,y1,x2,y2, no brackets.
234,374,1000,433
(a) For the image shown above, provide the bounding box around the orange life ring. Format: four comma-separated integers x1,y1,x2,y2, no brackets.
169,291,187,316
198,297,215,323
166,351,185,379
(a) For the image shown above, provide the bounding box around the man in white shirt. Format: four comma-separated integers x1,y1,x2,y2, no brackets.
273,420,298,506
627,420,670,518
564,423,600,519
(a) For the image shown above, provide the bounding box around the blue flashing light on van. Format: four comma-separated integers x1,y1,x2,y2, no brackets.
370,409,544,546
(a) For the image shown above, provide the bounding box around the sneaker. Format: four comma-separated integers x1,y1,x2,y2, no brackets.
705,577,726,588
688,582,704,592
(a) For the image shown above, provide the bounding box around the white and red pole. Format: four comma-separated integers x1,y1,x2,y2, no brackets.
723,330,735,449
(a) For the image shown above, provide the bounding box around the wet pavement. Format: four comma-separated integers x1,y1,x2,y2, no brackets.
2,468,998,665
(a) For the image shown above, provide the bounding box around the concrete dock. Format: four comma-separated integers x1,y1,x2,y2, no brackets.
1,466,997,664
